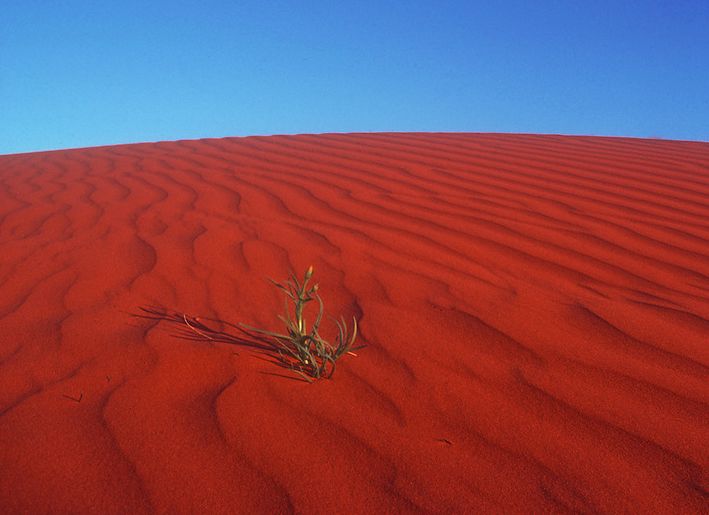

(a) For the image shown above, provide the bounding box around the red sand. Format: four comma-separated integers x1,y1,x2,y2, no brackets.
0,133,707,513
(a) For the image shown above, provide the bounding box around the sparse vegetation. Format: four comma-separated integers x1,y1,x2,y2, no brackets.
136,266,360,381
241,266,361,381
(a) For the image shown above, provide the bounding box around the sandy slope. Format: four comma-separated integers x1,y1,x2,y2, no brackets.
0,133,707,514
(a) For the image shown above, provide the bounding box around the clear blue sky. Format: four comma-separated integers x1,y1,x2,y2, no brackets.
1,0,708,154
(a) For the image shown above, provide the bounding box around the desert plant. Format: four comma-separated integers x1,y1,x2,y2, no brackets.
241,265,360,381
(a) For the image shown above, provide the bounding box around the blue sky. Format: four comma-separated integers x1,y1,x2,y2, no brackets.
1,0,708,154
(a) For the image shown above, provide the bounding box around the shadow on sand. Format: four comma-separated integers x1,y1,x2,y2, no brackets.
133,305,311,382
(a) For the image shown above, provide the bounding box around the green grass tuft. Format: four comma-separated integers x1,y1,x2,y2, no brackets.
241,266,361,381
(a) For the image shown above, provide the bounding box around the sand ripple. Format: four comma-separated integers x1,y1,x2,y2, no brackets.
1,133,707,513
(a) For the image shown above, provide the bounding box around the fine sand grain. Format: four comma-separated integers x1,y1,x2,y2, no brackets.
0,133,707,513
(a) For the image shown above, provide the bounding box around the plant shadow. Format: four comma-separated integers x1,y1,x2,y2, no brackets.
133,305,312,382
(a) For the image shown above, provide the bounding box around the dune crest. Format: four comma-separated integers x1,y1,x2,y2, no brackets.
1,133,707,513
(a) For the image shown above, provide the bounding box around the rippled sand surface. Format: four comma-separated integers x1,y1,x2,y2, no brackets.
1,133,707,513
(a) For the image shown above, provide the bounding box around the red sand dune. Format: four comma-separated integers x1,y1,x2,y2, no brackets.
0,133,708,514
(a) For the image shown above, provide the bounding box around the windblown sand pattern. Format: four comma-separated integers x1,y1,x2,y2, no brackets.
0,133,707,513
